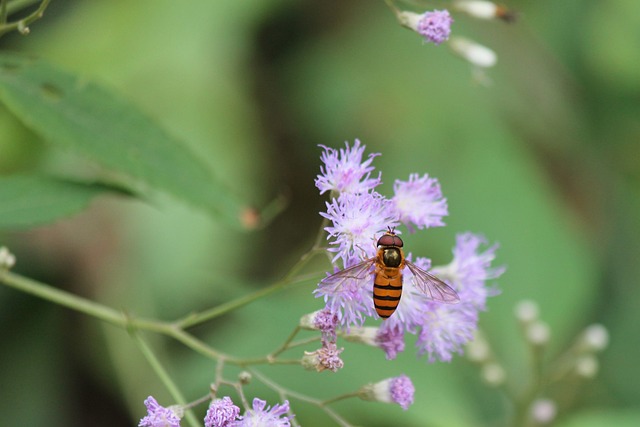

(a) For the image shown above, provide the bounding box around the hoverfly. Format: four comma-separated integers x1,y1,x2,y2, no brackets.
318,229,460,318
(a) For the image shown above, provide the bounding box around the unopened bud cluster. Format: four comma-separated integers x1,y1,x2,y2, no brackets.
515,300,550,346
465,332,506,386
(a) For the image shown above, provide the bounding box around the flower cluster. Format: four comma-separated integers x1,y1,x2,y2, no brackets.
300,308,345,372
140,396,292,427
314,140,504,362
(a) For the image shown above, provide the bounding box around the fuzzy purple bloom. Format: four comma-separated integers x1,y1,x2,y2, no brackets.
392,173,448,232
375,325,406,360
389,375,415,410
303,341,345,372
236,398,292,427
417,10,453,45
316,140,381,195
416,233,504,362
315,269,376,327
321,191,399,265
204,396,240,427
139,396,181,427
314,308,339,342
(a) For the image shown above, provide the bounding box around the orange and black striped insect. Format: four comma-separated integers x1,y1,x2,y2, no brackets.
318,230,460,318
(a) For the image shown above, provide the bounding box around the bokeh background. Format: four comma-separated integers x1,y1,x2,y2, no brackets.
0,0,639,426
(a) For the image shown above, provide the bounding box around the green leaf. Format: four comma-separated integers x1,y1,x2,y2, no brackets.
0,53,246,228
0,175,120,229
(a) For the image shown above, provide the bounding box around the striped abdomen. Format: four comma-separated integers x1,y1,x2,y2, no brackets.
373,270,403,318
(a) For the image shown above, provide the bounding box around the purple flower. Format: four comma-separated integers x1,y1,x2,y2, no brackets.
139,396,181,427
303,341,345,372
236,398,292,427
316,140,381,195
360,375,415,410
321,191,399,265
436,233,504,311
300,308,339,342
392,173,448,232
417,10,453,45
417,302,478,362
204,396,240,427
314,271,375,327
416,233,504,362
375,325,406,360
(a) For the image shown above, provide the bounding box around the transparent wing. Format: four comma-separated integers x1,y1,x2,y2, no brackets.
405,261,460,303
317,258,376,294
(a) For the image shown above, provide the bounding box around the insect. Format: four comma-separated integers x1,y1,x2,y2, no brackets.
318,229,460,319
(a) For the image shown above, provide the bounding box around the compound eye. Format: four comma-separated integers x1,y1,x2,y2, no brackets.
377,234,403,247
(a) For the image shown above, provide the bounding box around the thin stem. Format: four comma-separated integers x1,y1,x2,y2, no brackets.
269,326,302,358
1,0,7,24
0,271,129,326
321,391,361,406
175,261,324,329
0,0,50,37
131,332,200,427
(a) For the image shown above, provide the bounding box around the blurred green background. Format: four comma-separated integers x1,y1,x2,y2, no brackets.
0,0,639,426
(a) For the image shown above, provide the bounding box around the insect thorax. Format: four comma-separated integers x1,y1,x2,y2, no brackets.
381,247,402,268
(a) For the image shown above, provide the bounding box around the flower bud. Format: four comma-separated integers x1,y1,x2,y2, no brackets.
0,246,16,270
581,324,609,352
526,321,550,346
514,300,539,323
481,362,506,386
530,398,557,424
449,37,497,68
574,355,599,378
358,375,415,410
238,371,252,384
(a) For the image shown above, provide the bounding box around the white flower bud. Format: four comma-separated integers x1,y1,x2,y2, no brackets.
581,324,609,352
454,1,499,19
514,300,539,323
530,398,557,424
466,336,490,362
482,362,506,386
575,355,599,378
526,321,550,345
449,37,497,68
341,326,379,347
0,246,16,270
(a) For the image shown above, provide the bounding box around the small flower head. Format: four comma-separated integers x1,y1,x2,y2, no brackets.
321,191,399,265
359,375,415,410
236,398,292,427
139,396,181,427
316,140,381,195
375,324,406,360
204,396,240,427
299,308,339,342
417,10,453,45
302,341,345,372
392,174,448,232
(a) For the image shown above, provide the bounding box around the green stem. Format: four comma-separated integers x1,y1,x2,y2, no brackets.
131,332,200,427
0,0,50,37
0,271,128,326
175,258,324,330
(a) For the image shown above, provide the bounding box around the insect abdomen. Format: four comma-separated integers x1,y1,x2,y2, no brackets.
373,272,402,318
